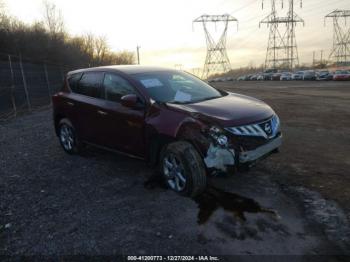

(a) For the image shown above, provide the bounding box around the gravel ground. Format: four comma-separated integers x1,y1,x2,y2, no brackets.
0,81,350,260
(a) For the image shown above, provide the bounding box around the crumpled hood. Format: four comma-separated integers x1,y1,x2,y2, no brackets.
166,93,275,127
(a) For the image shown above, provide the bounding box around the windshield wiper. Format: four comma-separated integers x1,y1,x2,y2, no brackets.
166,95,222,105
167,100,192,105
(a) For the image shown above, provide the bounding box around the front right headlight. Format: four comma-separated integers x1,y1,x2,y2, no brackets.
208,126,229,147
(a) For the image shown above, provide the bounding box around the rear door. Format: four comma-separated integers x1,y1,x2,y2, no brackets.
97,72,146,156
60,73,83,130
68,71,105,143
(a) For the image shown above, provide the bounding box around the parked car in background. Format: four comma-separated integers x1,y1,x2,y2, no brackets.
333,70,350,81
250,74,258,81
271,73,282,81
257,74,264,81
52,66,282,197
208,78,218,83
262,73,272,80
245,75,253,81
303,70,316,81
263,69,278,80
280,72,292,81
291,71,304,80
237,75,245,81
237,75,251,81
225,77,235,81
316,70,333,81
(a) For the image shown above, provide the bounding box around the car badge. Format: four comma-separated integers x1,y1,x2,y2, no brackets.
264,123,272,134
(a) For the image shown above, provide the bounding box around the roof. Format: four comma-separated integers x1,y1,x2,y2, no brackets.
68,65,175,76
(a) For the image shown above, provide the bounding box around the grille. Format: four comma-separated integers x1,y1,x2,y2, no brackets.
225,115,280,139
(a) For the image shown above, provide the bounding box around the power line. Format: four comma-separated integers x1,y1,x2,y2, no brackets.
230,0,258,15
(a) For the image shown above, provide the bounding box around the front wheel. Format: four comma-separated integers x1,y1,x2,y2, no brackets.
160,141,207,197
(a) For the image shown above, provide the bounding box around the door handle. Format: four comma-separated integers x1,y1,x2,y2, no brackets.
97,110,108,116
66,101,74,106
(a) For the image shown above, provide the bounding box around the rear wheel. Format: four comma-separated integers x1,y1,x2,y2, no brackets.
58,119,81,154
160,141,207,197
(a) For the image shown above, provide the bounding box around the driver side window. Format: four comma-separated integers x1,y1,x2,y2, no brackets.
103,73,136,102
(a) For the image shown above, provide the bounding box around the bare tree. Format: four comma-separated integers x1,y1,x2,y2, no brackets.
42,0,64,36
1,1,134,67
82,33,95,65
0,0,6,21
94,36,108,65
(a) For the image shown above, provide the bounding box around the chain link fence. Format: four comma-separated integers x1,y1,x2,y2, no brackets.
0,53,70,121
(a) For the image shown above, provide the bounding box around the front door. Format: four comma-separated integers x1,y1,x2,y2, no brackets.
97,73,146,157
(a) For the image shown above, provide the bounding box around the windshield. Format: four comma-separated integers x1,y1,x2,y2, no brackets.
133,71,225,104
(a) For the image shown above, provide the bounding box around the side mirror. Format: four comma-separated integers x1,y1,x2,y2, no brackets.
121,94,139,108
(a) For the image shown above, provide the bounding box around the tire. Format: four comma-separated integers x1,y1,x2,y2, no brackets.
58,119,81,154
160,141,207,197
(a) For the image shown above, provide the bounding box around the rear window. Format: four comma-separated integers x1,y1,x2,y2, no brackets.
69,72,104,98
67,73,82,93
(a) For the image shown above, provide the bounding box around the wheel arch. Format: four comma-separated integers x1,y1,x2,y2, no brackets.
54,113,66,136
147,121,209,168
148,134,176,167
54,115,75,136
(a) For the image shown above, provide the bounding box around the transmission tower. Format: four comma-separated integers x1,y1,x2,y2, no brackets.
260,0,304,70
193,14,238,79
325,10,350,66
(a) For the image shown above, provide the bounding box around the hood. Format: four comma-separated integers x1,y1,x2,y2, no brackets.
166,93,275,127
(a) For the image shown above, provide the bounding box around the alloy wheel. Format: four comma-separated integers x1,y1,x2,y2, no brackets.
59,124,75,151
163,153,187,192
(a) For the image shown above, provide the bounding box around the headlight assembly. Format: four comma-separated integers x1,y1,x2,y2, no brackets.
208,126,228,147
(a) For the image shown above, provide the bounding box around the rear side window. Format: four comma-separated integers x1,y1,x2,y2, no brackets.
67,73,82,93
103,73,136,102
76,72,104,98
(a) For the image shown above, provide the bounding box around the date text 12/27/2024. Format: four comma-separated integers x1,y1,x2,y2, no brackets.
127,256,220,261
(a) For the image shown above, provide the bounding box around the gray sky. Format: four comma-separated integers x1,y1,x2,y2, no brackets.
4,0,350,69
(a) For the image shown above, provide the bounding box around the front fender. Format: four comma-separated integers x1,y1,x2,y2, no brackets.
175,119,210,158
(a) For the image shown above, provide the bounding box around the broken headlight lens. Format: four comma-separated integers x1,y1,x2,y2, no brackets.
209,126,228,147
217,135,228,146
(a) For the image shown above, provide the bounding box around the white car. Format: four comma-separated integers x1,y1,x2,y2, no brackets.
257,75,264,81
292,71,304,80
280,72,292,81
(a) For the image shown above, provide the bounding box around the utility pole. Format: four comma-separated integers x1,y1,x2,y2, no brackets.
313,51,315,66
136,45,141,65
193,14,238,79
320,50,324,65
325,10,350,66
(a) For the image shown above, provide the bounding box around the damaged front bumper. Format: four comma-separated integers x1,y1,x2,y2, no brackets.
239,135,282,163
203,135,282,172
204,143,235,172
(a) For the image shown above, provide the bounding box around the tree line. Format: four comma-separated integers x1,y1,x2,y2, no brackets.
0,0,135,67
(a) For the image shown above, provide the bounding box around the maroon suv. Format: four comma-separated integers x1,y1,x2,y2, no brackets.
52,66,282,197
